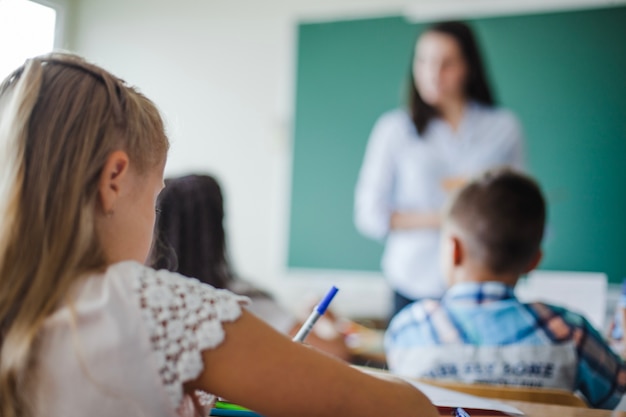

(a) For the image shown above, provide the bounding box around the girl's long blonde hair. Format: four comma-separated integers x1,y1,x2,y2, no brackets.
0,53,169,416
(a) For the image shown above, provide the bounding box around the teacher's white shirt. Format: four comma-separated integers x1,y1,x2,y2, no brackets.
354,102,524,300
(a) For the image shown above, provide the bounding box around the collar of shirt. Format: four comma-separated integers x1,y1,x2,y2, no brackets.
442,281,517,306
426,100,483,143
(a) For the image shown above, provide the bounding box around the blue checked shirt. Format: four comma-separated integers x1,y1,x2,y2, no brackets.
385,282,626,409
611,279,626,340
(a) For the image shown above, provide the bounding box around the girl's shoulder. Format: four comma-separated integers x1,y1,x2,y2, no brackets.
106,260,249,307
104,261,251,408
104,261,250,339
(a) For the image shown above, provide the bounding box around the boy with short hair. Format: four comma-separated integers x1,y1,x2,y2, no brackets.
384,168,626,409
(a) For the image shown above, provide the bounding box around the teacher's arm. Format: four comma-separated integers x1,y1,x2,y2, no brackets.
355,113,442,237
389,211,441,230
354,115,398,240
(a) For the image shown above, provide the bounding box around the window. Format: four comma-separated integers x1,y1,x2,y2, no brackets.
0,0,56,79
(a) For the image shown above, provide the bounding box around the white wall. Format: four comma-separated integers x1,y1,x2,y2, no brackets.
67,0,618,318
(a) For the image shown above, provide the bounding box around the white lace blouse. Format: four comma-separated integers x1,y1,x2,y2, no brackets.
33,261,249,417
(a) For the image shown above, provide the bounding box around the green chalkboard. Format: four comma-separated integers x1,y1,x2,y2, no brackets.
288,7,626,283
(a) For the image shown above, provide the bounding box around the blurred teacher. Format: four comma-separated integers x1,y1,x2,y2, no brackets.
354,21,525,318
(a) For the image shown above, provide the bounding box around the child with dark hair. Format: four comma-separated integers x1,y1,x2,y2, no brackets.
152,174,350,360
384,168,626,409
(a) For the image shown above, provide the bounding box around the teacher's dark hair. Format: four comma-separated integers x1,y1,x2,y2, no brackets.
408,21,495,136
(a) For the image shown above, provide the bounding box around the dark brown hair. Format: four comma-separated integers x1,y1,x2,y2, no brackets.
151,174,272,299
151,174,233,289
408,21,495,135
446,168,546,275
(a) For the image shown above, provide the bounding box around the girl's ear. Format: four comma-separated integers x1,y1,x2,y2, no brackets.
98,151,130,214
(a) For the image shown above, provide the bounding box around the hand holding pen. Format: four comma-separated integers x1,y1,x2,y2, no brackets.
209,286,339,417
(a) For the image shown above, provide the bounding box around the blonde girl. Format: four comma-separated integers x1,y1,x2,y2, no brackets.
0,53,437,417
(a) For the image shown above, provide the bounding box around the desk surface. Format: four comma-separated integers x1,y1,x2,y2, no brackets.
456,401,624,417
355,366,623,417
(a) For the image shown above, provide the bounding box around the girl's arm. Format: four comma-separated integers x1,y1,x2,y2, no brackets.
287,320,351,362
186,310,438,417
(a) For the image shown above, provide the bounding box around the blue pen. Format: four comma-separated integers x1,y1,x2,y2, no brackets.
455,407,471,417
210,409,265,417
292,286,339,343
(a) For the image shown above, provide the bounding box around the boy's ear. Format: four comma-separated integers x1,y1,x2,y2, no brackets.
451,235,463,266
523,250,543,273
98,151,130,214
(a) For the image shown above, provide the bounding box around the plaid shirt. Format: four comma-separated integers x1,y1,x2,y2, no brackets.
611,280,626,340
385,281,626,409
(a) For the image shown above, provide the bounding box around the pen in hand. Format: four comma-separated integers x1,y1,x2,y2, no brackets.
292,286,339,343
209,287,338,417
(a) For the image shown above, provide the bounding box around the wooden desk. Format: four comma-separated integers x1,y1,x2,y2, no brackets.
443,401,625,417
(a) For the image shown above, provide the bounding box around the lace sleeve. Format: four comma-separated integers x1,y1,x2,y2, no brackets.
131,267,250,410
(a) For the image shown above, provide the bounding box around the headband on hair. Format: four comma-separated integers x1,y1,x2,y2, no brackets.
0,53,128,124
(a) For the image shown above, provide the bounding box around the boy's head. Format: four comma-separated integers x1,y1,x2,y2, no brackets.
441,168,546,286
